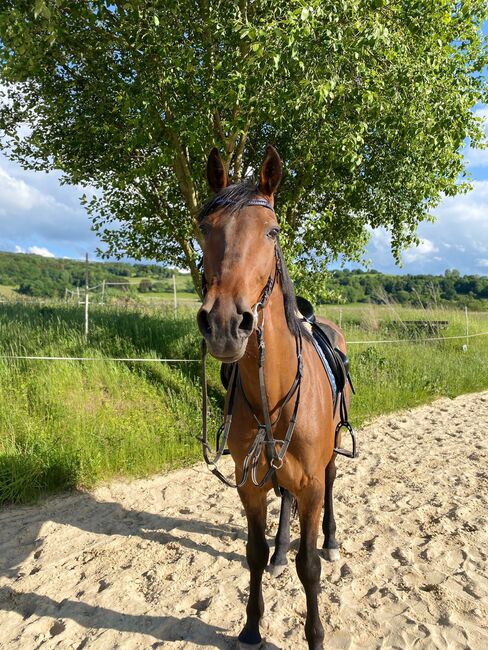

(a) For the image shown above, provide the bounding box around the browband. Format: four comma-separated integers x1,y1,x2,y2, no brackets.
212,197,275,212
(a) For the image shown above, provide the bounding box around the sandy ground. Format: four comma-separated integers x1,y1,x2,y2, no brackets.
0,392,487,650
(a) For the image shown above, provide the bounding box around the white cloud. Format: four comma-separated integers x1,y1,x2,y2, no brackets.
0,167,46,211
14,244,56,257
361,180,488,274
28,246,55,257
403,238,438,263
0,154,99,258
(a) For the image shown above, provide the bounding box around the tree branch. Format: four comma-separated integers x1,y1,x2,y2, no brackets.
178,236,202,299
232,129,249,181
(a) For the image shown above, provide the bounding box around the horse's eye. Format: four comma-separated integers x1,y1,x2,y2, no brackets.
200,223,210,236
267,227,280,240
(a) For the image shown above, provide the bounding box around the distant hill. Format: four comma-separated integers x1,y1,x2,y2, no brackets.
323,268,488,309
0,251,189,298
1,251,487,308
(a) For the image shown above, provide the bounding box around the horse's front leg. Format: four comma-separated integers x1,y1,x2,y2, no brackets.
322,455,340,561
296,480,325,650
267,488,293,577
237,487,269,649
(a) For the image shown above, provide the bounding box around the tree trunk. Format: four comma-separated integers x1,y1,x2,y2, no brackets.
179,237,202,300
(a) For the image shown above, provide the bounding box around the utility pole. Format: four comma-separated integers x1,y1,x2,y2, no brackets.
84,253,89,342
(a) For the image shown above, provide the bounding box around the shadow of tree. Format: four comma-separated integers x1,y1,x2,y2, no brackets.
0,586,232,647
0,490,247,579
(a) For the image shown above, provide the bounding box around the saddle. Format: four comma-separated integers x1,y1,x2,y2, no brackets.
295,296,354,411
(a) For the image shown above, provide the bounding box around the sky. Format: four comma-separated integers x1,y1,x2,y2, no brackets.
1,27,487,275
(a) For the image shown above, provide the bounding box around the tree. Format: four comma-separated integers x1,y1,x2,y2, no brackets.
1,1,487,295
138,279,153,293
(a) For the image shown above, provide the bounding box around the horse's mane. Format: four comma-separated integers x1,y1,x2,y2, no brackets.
199,181,310,341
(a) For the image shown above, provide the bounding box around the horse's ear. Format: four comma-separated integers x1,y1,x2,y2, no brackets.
206,147,228,193
258,145,282,196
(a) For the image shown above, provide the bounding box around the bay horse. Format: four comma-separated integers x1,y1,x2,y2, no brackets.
197,145,351,650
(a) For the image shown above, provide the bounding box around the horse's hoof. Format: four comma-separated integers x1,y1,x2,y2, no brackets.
322,547,340,562
236,642,263,649
266,562,287,578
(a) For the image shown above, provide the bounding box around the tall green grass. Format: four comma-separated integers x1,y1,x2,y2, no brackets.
0,302,487,504
318,303,488,422
0,303,222,504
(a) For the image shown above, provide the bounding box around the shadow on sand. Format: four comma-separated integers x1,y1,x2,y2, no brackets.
0,586,232,647
0,490,249,648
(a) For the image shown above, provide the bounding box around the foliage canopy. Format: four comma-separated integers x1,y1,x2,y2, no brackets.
0,1,487,293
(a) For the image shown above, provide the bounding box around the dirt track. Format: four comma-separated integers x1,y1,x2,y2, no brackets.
1,391,487,649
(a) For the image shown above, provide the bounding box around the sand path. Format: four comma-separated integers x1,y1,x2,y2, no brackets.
0,392,487,649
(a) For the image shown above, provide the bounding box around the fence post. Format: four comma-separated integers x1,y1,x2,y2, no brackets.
101,279,106,305
84,253,89,342
173,273,177,317
464,305,469,352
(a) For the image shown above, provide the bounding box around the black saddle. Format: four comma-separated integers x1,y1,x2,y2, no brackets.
295,296,353,401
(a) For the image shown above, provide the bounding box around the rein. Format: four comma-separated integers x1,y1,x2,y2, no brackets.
198,197,302,494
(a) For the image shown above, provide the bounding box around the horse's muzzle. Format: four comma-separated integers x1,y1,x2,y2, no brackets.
197,299,254,362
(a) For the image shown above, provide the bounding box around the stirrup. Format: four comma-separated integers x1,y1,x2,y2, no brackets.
334,421,357,458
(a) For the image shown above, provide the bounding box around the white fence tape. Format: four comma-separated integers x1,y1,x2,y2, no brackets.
0,355,200,362
347,330,488,345
0,330,487,363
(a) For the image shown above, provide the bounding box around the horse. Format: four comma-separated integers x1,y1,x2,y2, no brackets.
197,145,352,650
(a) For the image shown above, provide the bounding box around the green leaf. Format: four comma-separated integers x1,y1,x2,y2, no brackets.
34,0,45,19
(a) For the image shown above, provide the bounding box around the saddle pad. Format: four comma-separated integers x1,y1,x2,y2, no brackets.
310,334,337,402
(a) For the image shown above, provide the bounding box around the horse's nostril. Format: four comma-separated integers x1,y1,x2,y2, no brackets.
239,311,254,335
197,309,212,336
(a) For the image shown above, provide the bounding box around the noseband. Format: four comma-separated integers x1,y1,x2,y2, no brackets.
198,197,303,494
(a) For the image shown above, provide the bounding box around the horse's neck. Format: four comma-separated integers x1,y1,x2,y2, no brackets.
237,284,298,416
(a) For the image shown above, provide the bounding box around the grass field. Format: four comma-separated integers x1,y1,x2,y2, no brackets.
112,274,197,299
0,285,17,299
0,301,487,505
2,274,198,304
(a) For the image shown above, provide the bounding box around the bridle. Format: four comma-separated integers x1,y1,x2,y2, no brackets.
198,197,303,495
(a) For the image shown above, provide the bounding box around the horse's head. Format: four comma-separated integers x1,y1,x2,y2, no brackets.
197,145,283,362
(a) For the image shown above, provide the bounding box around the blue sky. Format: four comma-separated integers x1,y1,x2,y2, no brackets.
1,25,487,275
